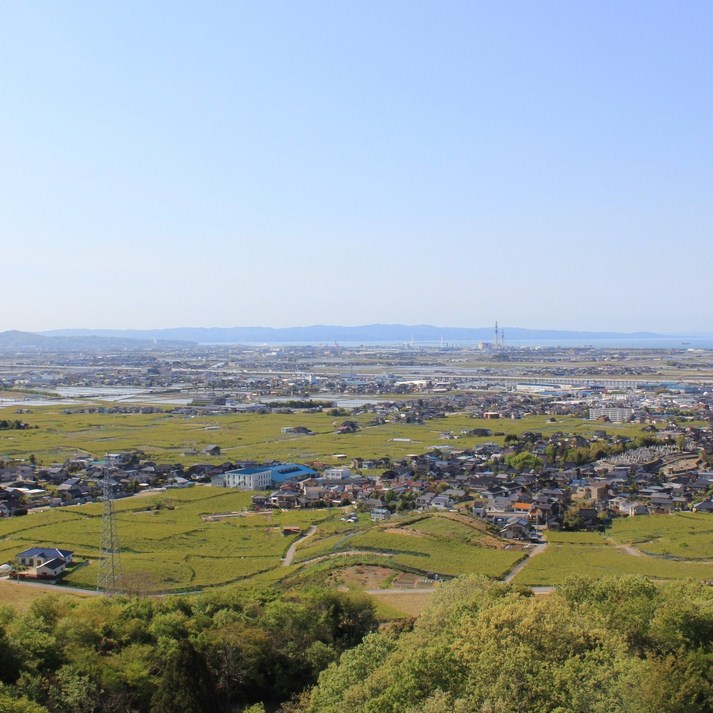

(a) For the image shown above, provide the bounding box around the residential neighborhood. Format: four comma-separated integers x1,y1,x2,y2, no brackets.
3,343,713,581
2,417,713,548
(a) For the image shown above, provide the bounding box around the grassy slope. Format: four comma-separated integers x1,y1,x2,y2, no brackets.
514,513,713,586
0,580,92,611
0,490,521,591
295,512,524,578
5,498,713,592
514,543,713,586
608,512,713,558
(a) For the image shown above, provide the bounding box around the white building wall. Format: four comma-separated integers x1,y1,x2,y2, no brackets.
224,470,272,489
323,467,351,480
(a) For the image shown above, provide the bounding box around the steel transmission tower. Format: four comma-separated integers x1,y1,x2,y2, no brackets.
97,472,124,595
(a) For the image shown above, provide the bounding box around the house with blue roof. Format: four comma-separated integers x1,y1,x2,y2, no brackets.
220,463,315,490
17,547,73,568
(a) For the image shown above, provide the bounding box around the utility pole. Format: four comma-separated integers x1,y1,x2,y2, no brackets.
97,471,124,595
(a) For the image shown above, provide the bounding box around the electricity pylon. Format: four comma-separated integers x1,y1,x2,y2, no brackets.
97,472,124,595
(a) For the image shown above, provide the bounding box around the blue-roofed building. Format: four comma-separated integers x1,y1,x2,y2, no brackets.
17,547,74,568
221,463,315,490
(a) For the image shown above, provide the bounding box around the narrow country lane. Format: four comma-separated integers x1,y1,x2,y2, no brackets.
282,525,318,566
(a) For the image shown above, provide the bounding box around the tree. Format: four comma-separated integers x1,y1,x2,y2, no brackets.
150,640,219,713
0,628,21,684
47,665,100,713
305,575,713,713
0,686,48,713
506,451,544,473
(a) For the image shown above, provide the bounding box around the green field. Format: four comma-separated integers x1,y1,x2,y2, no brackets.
514,542,713,586
5,491,713,592
3,405,712,593
0,405,659,465
512,513,713,585
0,487,331,592
295,512,524,579
544,530,608,544
607,512,713,559
0,489,523,591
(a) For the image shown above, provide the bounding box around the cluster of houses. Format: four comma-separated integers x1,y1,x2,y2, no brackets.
0,453,233,515
214,441,713,541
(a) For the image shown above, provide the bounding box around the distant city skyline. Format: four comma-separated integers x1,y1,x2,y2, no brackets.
2,2,712,333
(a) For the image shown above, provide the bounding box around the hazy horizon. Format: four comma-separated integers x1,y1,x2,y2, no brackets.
19,323,713,338
3,2,712,333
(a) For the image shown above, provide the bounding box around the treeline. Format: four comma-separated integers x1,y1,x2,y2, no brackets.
5,575,713,713
0,587,376,713
504,433,684,471
302,575,713,713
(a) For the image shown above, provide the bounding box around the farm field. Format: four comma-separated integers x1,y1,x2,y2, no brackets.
368,591,434,619
0,488,521,592
296,512,525,579
514,542,713,587
514,513,713,586
0,404,660,465
607,512,713,559
4,490,713,594
0,487,338,592
544,530,608,544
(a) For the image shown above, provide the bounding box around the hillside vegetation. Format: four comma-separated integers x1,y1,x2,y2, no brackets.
303,575,713,713
0,586,377,712
4,574,713,712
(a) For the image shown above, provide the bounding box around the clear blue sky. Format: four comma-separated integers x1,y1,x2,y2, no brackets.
2,1,712,333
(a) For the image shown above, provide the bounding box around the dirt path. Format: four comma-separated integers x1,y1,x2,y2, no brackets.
282,526,318,566
618,544,644,557
504,542,548,584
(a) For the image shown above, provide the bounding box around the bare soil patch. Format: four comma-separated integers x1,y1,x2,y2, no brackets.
326,565,396,590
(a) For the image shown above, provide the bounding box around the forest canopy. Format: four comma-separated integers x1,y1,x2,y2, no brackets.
0,587,376,713
304,575,713,713
2,575,713,712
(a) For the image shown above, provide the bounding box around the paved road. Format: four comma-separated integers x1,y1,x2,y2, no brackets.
282,526,318,566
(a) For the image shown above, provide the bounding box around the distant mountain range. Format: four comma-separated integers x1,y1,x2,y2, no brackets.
34,324,696,344
0,330,194,352
0,325,708,352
